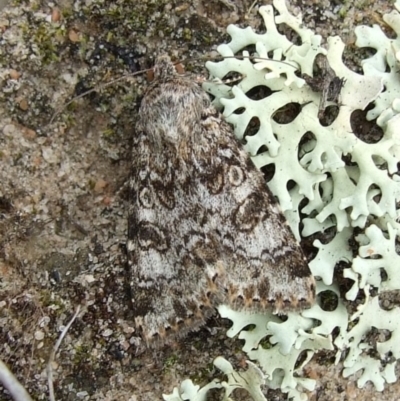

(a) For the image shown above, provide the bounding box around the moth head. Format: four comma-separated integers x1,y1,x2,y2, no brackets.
153,54,177,81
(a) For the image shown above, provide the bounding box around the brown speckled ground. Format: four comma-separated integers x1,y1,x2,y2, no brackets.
0,0,399,400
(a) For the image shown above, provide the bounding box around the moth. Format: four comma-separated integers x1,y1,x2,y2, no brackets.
128,55,315,347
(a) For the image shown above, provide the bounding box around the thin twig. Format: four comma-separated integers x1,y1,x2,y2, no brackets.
47,305,81,401
245,0,258,19
0,359,33,401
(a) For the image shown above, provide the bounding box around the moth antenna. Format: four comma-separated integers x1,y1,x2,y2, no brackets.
49,55,298,125
49,67,151,125
180,54,299,70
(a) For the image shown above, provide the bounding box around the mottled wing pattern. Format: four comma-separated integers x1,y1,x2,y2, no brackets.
128,130,226,346
128,55,315,347
193,110,315,312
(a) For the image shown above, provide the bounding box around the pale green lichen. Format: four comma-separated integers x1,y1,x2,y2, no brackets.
355,6,400,121
164,0,400,400
163,358,266,401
